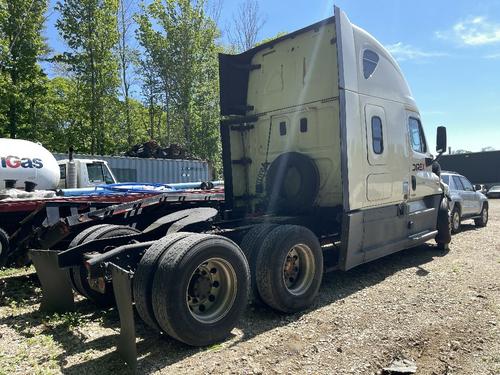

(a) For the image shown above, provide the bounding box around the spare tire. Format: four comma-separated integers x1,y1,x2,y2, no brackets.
265,152,319,213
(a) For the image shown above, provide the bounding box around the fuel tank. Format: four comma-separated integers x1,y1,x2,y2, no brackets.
0,138,60,190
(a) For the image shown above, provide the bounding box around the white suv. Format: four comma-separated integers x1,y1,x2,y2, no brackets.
441,171,489,233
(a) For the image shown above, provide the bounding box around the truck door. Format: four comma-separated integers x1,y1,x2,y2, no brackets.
406,113,437,199
364,104,392,202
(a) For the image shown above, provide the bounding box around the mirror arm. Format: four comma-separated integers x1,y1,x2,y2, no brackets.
434,151,443,163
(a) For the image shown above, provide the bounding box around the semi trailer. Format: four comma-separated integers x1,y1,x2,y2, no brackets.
0,141,219,265
29,7,451,368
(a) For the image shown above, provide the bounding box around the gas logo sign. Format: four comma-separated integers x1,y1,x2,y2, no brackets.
0,156,44,169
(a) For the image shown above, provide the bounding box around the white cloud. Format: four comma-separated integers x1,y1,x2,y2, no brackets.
385,42,447,62
436,16,500,46
484,52,500,59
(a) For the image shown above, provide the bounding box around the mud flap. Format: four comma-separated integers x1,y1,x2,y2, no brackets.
110,263,137,369
30,249,74,312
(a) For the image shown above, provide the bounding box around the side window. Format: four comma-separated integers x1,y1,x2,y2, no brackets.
452,176,464,191
59,165,66,180
363,49,379,79
371,116,384,154
441,175,450,186
408,117,427,153
460,176,473,191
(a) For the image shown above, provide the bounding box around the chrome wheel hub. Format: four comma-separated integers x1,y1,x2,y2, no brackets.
186,258,237,324
282,244,315,296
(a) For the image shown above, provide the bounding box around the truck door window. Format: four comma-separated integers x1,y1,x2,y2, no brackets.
452,175,464,191
103,165,115,184
408,117,427,153
459,176,473,191
371,116,384,154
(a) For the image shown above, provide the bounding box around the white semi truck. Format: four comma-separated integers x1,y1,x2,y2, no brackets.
28,7,451,368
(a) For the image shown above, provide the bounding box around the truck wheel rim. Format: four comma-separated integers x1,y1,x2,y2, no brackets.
282,244,315,296
453,212,460,230
186,257,237,324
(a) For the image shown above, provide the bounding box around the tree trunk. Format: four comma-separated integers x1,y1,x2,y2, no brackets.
119,0,132,146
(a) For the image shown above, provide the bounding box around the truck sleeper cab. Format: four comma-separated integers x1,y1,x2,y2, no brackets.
29,7,451,368
219,7,449,269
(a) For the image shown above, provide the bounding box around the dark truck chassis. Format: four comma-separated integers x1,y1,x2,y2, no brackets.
28,190,342,369
3,190,224,266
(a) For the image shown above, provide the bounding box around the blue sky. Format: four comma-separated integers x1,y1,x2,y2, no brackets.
44,0,500,152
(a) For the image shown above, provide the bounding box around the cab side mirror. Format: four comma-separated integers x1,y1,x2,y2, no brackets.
436,126,447,154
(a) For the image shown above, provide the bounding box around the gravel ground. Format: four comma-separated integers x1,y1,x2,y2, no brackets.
0,200,499,375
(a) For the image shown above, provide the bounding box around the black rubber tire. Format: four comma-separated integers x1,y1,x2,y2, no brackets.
435,197,451,246
265,152,319,214
0,228,9,267
451,206,461,234
70,224,140,306
152,233,250,346
474,203,488,227
239,223,278,303
255,225,323,313
133,232,192,331
67,224,111,295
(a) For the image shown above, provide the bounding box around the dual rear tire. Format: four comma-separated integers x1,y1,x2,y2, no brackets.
241,224,323,313
133,233,250,346
133,224,323,347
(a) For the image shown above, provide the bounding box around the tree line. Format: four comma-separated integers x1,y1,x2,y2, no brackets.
0,0,266,170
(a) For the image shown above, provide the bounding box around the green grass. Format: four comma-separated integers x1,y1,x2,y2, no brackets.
43,312,85,330
0,266,34,279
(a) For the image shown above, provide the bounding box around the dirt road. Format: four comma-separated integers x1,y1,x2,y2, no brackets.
1,201,499,374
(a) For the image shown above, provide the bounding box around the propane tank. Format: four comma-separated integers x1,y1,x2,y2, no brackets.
66,146,77,189
0,138,60,190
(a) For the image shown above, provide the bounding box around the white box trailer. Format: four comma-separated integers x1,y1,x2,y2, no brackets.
29,7,452,368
